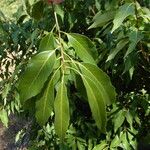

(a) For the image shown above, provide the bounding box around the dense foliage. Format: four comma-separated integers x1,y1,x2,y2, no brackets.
0,0,150,149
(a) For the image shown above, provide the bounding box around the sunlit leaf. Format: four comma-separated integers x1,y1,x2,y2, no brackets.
0,109,8,127
114,110,126,132
110,135,120,148
92,141,108,150
18,51,56,103
54,77,70,141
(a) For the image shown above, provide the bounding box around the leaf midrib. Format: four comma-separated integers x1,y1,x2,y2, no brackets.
27,51,54,94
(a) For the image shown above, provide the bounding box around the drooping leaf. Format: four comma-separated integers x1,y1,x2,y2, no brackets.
111,3,135,33
39,32,57,52
54,78,70,141
31,1,44,20
18,51,56,103
79,63,116,105
89,10,116,29
35,77,54,126
107,38,128,61
124,30,143,58
0,109,8,127
67,33,98,65
81,75,106,132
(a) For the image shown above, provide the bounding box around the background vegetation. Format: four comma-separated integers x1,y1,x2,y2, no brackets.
0,0,150,149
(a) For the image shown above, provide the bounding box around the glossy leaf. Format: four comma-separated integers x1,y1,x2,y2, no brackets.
79,63,116,105
79,63,116,131
67,33,97,65
18,51,56,103
89,10,116,29
35,78,54,126
54,78,70,141
111,3,135,33
39,32,57,52
81,75,106,132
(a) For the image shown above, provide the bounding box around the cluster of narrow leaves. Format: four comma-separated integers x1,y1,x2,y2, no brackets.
18,33,116,140
17,31,116,141
89,1,150,79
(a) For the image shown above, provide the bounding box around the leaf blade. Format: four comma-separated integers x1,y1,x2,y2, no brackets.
18,51,56,103
35,77,54,126
39,32,57,52
54,78,70,141
67,33,97,65
111,3,135,33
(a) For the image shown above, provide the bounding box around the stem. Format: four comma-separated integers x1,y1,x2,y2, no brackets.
54,12,64,61
53,6,65,75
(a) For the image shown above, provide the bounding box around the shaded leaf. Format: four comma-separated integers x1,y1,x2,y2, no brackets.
124,30,143,58
81,75,106,132
54,78,70,141
107,38,128,61
31,1,44,20
89,10,116,29
39,32,57,52
18,51,56,103
67,33,97,65
35,77,54,126
111,3,135,33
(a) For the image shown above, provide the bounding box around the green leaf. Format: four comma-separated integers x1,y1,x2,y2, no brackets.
54,78,70,141
107,38,128,61
79,63,116,105
0,109,8,127
92,141,108,150
35,78,54,126
39,32,57,52
125,111,133,128
124,30,143,58
89,10,116,29
67,33,98,65
18,51,56,103
114,110,126,132
110,135,120,148
121,132,131,150
79,63,116,132
81,75,106,132
31,1,44,20
111,3,135,33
